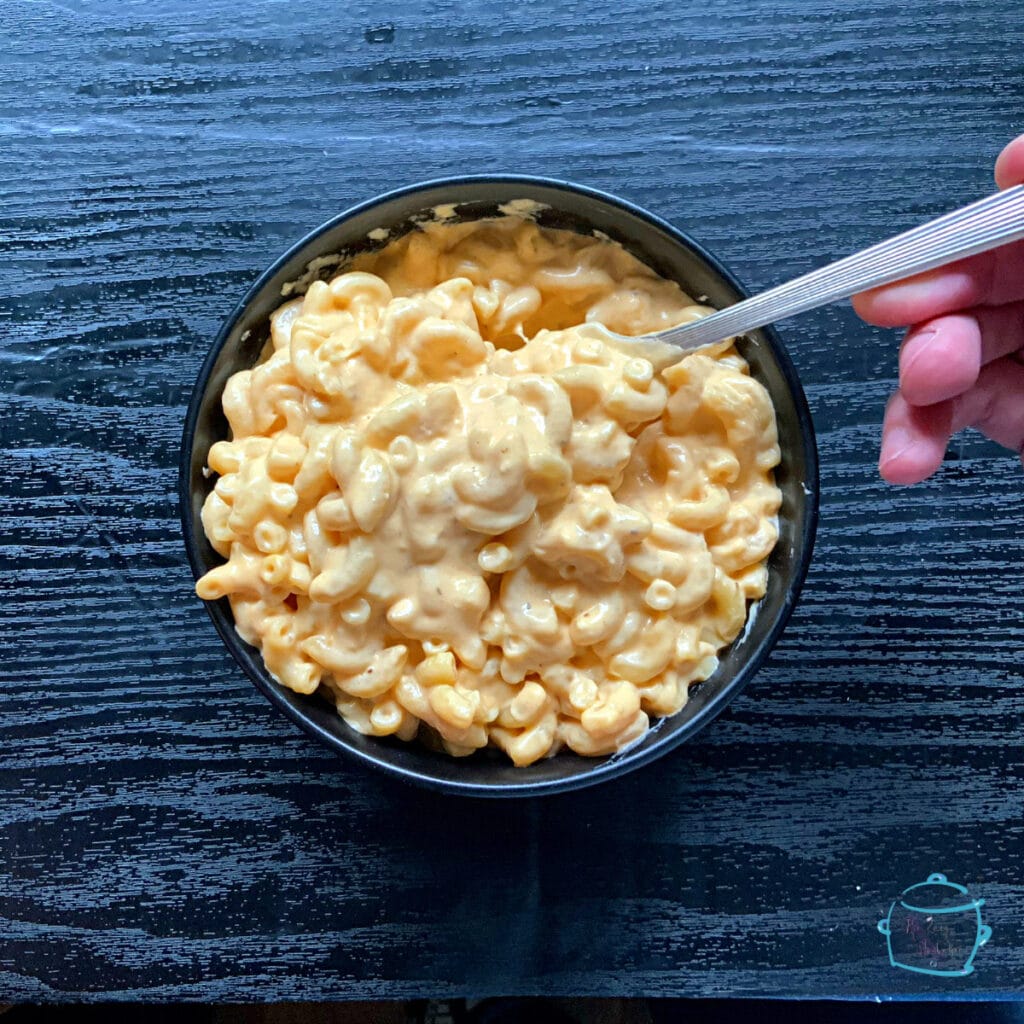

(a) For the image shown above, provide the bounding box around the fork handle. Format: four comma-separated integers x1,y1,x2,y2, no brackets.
659,184,1024,351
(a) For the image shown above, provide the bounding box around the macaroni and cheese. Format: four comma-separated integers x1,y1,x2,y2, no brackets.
197,215,782,766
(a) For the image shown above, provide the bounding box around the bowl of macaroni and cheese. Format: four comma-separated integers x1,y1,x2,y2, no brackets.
180,176,818,796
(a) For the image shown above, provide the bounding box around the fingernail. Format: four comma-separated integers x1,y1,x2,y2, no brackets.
881,426,916,467
901,328,938,376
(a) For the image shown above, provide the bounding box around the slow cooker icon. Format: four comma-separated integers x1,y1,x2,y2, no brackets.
878,873,992,977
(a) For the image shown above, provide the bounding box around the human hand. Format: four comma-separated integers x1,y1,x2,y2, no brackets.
852,134,1024,484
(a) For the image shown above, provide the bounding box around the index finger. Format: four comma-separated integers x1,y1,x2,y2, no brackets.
852,133,1024,328
851,242,1024,329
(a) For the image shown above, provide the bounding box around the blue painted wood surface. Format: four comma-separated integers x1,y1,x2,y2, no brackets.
3,0,1024,1001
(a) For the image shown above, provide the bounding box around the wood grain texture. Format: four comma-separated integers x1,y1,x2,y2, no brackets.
3,0,1024,1002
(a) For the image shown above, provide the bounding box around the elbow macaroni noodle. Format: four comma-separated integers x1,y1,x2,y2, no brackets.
197,216,782,766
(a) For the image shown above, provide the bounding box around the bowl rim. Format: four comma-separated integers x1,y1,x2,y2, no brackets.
179,173,820,798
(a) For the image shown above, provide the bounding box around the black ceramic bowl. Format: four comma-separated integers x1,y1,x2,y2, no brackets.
180,175,819,798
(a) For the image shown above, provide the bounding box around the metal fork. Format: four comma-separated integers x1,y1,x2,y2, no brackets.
631,184,1024,361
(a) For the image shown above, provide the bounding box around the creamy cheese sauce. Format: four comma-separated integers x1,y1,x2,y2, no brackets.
197,216,782,766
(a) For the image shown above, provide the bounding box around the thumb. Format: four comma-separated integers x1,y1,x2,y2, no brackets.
994,133,1024,189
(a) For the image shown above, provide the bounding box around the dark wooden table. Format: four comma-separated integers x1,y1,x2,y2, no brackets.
4,0,1024,1002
